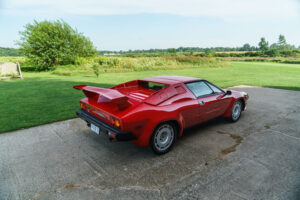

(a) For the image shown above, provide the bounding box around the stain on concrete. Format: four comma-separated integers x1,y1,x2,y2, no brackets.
265,124,271,129
217,130,244,156
62,184,76,190
33,193,41,199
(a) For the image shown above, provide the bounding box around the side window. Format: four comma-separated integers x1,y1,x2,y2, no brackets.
205,82,223,94
185,81,213,98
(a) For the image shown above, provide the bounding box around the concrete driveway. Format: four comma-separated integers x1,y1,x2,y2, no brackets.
0,86,299,200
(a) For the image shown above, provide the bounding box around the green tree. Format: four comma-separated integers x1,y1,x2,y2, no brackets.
241,43,251,51
285,44,295,50
270,43,278,49
258,37,269,52
18,20,97,71
265,49,279,57
0,47,20,56
92,64,100,77
277,34,287,50
169,48,177,54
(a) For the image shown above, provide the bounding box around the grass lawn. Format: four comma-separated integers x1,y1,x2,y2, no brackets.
1,61,300,133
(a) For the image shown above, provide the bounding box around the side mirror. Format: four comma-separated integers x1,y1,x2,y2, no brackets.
217,90,232,99
225,90,232,95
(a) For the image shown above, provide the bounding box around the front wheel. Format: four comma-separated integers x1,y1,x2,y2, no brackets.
150,123,177,155
227,100,243,122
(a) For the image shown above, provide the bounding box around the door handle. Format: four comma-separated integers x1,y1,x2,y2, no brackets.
199,101,205,106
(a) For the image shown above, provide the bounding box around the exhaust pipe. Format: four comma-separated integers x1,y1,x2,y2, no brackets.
108,132,117,142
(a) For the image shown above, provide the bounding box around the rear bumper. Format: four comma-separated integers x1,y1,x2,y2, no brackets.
76,109,136,141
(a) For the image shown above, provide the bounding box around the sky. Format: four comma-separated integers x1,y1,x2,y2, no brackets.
0,0,300,51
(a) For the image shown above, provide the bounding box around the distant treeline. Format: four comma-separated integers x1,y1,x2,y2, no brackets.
117,49,300,58
99,44,260,55
100,35,300,56
1,37,300,58
99,45,300,56
0,47,20,56
2,46,261,57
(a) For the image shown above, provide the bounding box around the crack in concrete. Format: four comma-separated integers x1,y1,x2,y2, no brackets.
269,129,300,140
264,106,300,130
231,191,249,200
53,129,64,141
33,183,165,200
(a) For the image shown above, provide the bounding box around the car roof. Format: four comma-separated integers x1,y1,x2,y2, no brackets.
139,76,202,85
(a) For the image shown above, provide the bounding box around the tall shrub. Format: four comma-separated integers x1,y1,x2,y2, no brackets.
18,20,97,71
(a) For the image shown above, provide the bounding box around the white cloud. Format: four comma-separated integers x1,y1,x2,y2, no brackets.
2,0,300,21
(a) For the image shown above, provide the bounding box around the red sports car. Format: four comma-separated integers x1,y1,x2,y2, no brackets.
74,76,248,154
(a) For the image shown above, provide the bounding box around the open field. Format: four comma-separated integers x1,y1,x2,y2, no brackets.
52,56,228,76
1,61,300,133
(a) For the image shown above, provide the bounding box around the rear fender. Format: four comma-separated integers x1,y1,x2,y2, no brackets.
132,115,183,147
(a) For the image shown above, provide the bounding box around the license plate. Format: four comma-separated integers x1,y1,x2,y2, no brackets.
91,124,100,135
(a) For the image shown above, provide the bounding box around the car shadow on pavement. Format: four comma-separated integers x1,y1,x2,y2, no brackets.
180,116,227,140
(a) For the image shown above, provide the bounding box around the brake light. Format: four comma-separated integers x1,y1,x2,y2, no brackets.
111,116,121,128
115,120,120,127
80,102,86,109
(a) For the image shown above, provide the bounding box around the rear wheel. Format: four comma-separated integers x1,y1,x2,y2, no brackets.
228,100,243,122
150,123,177,155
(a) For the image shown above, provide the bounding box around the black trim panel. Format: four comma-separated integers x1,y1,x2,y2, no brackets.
76,109,136,141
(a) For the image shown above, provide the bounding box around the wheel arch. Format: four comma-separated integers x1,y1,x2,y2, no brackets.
223,97,245,118
149,119,180,155
152,119,182,138
237,97,246,111
241,99,246,111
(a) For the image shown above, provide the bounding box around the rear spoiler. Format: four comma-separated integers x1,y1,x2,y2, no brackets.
74,85,130,107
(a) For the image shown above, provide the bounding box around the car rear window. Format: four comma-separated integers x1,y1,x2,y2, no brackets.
139,81,167,91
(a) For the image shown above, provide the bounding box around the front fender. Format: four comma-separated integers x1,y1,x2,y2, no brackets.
223,97,246,118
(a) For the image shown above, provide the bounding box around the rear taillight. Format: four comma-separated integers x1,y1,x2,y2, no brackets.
111,116,121,128
80,102,86,109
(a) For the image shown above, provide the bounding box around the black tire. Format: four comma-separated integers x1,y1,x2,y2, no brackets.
150,122,177,155
227,100,243,122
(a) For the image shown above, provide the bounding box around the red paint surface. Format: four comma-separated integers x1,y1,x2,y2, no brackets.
75,76,248,146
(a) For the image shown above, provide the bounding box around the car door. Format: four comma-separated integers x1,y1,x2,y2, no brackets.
185,81,229,123
197,94,221,122
180,98,203,128
204,81,232,117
